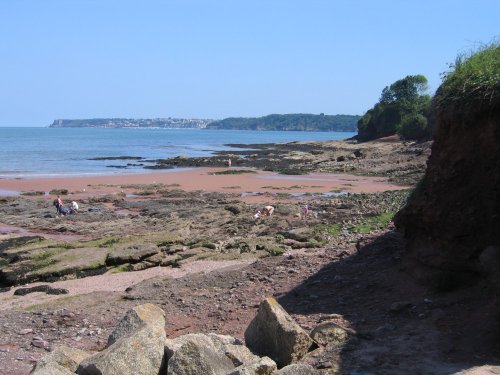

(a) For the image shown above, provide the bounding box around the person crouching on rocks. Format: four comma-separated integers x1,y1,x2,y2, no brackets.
70,201,79,213
262,205,274,216
254,205,275,220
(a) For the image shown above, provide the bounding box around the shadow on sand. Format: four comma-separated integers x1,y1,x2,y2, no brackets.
277,231,500,374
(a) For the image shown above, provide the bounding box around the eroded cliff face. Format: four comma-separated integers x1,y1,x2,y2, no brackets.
394,108,500,286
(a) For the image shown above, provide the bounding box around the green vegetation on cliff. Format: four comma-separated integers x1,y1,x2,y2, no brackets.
433,42,500,122
357,75,432,141
205,114,360,132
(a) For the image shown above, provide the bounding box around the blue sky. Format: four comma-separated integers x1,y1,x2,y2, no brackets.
0,0,498,126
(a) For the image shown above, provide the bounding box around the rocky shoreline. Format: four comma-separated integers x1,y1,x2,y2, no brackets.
144,138,431,185
1,138,497,374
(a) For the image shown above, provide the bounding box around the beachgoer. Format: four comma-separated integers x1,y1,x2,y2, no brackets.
303,204,310,219
253,210,261,220
71,201,79,212
228,158,232,168
53,198,59,213
55,195,64,215
262,205,275,216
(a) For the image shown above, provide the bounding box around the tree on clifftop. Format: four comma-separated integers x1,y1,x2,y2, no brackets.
357,75,432,141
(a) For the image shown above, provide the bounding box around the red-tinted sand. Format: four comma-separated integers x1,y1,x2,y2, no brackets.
0,168,407,202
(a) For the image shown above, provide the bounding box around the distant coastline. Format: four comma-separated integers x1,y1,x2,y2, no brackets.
49,118,213,129
49,113,360,132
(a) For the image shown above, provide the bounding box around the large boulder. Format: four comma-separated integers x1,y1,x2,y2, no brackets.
244,297,313,368
165,332,265,374
30,346,90,375
78,325,165,375
166,340,235,375
77,304,166,375
164,333,241,361
107,303,165,346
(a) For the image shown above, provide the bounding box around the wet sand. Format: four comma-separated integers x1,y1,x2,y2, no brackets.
0,167,408,201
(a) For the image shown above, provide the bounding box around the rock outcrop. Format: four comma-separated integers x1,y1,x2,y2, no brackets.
394,45,500,287
30,346,90,375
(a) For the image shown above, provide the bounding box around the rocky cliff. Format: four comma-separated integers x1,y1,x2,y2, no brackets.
394,44,500,288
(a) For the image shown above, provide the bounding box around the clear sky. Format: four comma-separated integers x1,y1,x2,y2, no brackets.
0,0,498,126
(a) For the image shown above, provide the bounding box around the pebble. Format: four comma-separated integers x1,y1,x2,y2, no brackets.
18,328,33,335
31,337,49,350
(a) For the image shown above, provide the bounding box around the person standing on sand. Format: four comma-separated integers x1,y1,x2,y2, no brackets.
227,158,232,168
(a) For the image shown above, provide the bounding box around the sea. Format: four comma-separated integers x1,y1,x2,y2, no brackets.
0,127,356,178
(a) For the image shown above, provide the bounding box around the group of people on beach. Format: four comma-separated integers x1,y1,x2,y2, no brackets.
53,195,79,216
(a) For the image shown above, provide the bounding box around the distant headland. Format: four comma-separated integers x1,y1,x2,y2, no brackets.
49,113,360,132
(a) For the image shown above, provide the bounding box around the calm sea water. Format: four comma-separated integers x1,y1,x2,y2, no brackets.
0,127,356,178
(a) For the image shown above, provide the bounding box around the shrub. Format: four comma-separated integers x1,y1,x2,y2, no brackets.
434,41,500,122
266,245,286,256
397,113,429,140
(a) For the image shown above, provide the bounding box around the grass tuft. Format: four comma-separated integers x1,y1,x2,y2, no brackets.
434,41,500,122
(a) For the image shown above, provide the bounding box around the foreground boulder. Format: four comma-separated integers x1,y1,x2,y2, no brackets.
245,297,313,368
30,346,90,375
107,303,165,346
167,340,235,375
31,302,316,375
77,304,166,375
165,333,241,361
166,332,273,374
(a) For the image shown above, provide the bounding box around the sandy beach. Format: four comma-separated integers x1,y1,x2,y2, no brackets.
0,167,407,201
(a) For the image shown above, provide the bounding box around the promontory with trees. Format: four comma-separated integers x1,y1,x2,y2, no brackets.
356,74,433,141
204,113,360,132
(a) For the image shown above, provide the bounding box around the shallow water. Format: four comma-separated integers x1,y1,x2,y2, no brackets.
0,128,356,178
0,189,20,196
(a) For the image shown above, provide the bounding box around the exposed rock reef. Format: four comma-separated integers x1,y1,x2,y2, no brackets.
0,189,410,288
147,138,431,185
